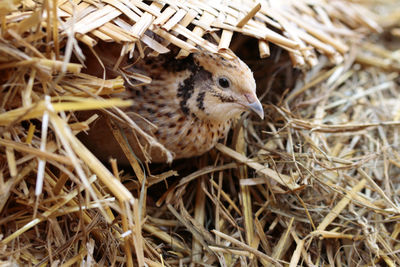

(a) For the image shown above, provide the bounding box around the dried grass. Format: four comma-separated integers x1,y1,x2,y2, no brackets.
1,0,400,266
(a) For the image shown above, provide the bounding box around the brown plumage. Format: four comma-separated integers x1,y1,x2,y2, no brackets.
80,43,264,163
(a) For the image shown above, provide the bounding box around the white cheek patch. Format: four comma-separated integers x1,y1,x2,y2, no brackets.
201,94,244,121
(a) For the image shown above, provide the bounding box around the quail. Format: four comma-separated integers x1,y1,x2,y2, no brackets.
79,43,264,163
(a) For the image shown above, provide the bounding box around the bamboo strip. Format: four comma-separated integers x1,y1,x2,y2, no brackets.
162,8,187,31
218,30,233,52
153,6,176,26
236,2,261,27
130,2,163,38
73,5,121,35
102,0,141,22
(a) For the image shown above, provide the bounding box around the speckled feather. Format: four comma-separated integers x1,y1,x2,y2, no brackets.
80,44,263,163
122,54,232,160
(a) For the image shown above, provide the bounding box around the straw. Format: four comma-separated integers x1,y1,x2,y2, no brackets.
2,0,399,265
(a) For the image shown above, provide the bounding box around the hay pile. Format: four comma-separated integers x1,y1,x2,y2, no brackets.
1,0,400,266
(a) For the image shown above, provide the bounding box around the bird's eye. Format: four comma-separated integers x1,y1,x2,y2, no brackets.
217,77,231,89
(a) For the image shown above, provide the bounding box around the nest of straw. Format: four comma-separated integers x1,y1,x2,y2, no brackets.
1,0,400,266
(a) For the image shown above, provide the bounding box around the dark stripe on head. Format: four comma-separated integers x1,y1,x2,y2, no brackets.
196,91,206,111
218,95,235,102
177,66,212,115
177,73,195,115
211,92,235,103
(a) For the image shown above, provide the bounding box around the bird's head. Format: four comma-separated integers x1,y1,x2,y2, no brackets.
183,52,264,122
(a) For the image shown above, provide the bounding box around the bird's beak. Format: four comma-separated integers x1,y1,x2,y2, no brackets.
244,93,264,120
248,99,264,119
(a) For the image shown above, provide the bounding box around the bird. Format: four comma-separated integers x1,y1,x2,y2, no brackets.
79,42,264,163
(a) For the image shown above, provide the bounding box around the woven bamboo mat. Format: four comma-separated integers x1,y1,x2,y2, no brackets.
5,0,381,67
